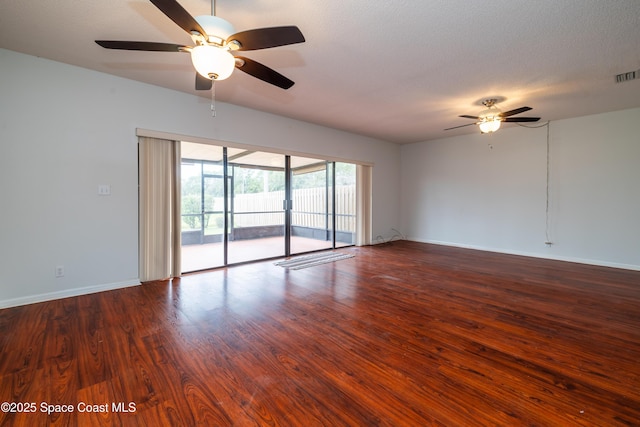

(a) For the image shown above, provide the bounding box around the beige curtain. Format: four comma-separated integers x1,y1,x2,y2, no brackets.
356,164,372,246
138,137,181,282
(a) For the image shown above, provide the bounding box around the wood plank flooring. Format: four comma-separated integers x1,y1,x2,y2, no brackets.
1,241,639,426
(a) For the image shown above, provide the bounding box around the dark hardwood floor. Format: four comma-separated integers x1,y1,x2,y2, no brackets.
1,241,639,426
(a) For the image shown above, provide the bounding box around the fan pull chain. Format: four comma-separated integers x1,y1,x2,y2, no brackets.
211,80,217,117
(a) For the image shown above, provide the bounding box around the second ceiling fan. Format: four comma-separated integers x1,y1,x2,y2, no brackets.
96,0,305,90
445,99,541,133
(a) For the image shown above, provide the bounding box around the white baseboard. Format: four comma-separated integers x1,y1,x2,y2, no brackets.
407,237,640,272
0,279,141,309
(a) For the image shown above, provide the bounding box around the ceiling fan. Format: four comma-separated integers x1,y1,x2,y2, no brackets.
95,0,305,90
445,99,541,133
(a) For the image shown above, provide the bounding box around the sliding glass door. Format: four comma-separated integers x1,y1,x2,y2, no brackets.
179,142,357,272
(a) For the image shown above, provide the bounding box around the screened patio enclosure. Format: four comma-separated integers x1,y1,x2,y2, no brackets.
180,141,356,272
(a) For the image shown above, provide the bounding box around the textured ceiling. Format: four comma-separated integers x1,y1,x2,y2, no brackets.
1,0,640,143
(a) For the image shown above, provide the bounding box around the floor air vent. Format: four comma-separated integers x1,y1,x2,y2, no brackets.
615,70,637,83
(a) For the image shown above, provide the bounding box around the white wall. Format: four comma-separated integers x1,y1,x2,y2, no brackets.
0,49,400,308
401,107,640,270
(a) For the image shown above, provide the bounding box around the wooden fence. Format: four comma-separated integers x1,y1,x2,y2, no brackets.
232,185,356,232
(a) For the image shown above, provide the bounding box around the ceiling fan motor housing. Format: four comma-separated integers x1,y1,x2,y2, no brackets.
194,15,236,45
479,106,502,121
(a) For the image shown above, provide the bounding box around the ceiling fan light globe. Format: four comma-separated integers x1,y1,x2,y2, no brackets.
478,106,502,133
478,118,502,133
191,45,235,80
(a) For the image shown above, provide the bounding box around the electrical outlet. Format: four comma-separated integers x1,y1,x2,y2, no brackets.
98,184,111,196
55,265,64,278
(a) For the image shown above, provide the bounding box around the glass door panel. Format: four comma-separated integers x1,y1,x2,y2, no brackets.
181,161,203,245
227,151,286,264
203,161,225,245
180,142,225,272
203,175,225,241
334,162,357,248
290,156,334,254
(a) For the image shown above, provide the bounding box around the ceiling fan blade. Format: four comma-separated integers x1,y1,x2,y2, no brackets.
503,117,541,122
500,106,532,117
150,0,207,38
95,40,187,52
235,57,294,89
444,123,477,131
195,73,213,90
459,115,480,120
227,26,305,51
